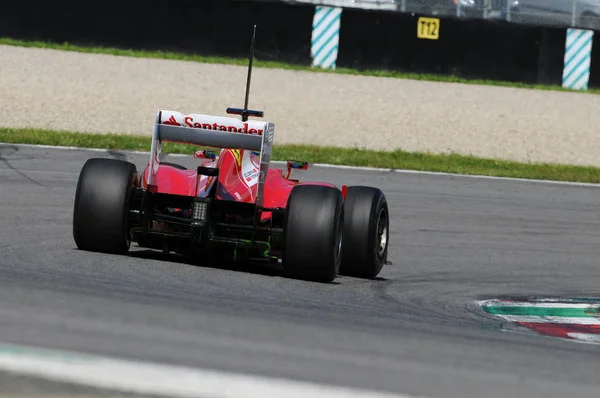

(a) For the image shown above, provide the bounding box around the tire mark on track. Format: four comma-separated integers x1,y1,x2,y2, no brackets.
0,146,47,187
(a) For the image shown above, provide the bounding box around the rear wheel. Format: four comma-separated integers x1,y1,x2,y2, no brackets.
282,185,344,282
73,158,137,254
340,186,389,278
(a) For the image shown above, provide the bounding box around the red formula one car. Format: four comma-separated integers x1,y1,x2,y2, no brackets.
72,30,390,282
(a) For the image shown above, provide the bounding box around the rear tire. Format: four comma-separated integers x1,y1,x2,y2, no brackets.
282,185,344,282
340,186,389,278
73,158,137,254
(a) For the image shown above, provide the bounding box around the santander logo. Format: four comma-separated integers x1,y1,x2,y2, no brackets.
162,114,264,136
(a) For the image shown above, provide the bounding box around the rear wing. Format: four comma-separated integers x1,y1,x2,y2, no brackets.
147,109,274,206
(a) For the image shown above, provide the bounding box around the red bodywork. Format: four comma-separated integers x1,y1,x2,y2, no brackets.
140,148,337,221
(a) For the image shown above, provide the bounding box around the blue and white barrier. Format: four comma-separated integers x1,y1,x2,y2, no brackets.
311,6,342,69
562,28,594,90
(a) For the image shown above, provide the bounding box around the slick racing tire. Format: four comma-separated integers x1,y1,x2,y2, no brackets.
339,186,389,279
282,185,344,283
73,158,138,254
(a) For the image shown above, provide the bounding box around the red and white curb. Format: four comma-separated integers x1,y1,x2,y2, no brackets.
478,298,600,345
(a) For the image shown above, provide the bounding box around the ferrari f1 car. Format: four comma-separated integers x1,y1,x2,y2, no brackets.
72,29,390,283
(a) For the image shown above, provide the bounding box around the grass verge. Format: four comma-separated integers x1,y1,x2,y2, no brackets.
1,127,599,183
1,37,599,95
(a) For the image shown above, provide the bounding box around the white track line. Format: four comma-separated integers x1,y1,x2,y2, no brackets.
0,343,429,398
3,142,600,188
483,316,600,325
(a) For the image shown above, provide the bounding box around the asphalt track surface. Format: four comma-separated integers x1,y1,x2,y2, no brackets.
1,144,600,398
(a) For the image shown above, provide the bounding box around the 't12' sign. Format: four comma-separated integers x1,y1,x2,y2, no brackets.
417,17,440,40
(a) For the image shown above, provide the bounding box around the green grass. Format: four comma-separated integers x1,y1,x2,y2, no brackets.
2,127,600,183
2,37,599,95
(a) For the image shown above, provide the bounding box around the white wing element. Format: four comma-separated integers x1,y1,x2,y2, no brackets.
159,110,268,136
154,110,267,152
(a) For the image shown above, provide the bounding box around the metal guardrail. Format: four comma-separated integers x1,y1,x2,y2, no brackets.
276,0,600,30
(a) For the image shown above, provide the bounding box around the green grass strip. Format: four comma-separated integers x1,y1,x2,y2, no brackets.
2,127,600,184
482,306,600,317
2,37,599,95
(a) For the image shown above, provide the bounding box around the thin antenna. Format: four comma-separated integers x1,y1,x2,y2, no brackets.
242,25,257,122
225,25,263,120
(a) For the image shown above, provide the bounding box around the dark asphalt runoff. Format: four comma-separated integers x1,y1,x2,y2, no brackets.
1,144,600,398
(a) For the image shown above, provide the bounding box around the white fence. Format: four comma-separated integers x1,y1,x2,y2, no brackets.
276,0,600,31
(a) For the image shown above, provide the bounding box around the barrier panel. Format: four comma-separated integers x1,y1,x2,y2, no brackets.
1,0,598,88
0,0,314,65
562,28,594,89
335,8,574,85
311,6,343,69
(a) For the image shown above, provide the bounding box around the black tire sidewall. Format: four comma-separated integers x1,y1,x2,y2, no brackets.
73,158,137,253
340,186,389,278
282,185,344,282
369,194,389,271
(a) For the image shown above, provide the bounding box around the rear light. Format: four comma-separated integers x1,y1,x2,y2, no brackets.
191,198,211,227
193,201,208,221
